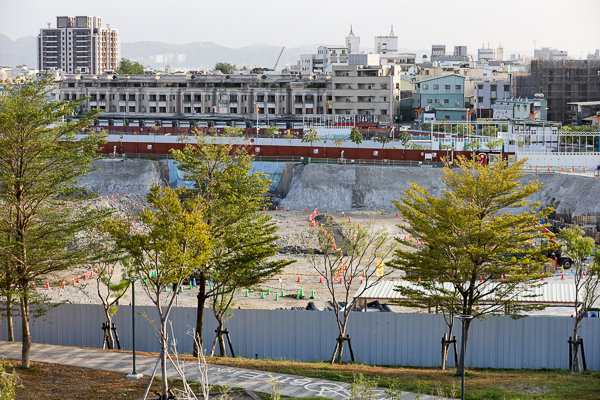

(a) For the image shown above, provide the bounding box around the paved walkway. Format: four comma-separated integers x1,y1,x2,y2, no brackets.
0,341,448,399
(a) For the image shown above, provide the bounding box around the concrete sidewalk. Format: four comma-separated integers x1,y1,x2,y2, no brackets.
0,341,447,399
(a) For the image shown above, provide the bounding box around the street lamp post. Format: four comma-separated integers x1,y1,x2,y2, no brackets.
125,277,143,379
455,314,475,400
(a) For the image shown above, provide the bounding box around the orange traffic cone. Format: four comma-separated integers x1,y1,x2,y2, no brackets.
72,278,75,285
46,282,50,290
297,276,301,282
62,282,65,289
319,276,323,283
561,273,564,279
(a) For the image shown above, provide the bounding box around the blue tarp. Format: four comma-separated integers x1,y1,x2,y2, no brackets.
168,160,286,191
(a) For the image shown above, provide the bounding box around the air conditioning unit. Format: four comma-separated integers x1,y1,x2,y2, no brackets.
455,102,460,106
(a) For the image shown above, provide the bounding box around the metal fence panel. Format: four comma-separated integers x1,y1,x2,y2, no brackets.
3,305,600,370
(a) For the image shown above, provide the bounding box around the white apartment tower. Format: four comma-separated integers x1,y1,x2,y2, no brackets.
38,16,120,74
374,25,398,55
346,26,360,54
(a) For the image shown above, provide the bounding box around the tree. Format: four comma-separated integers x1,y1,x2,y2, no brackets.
333,138,347,147
374,135,391,148
463,140,480,152
482,126,498,136
484,138,505,150
264,126,280,137
283,130,294,145
115,58,144,75
304,214,395,364
557,226,599,373
391,156,554,376
0,75,107,368
171,134,290,356
301,128,321,147
452,124,473,136
107,185,212,398
86,219,132,350
214,62,236,74
349,127,363,147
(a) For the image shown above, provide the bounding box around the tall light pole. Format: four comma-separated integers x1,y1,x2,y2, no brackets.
455,314,475,400
125,277,142,379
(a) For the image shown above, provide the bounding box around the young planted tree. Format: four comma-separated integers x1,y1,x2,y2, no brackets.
304,214,396,364
374,135,391,148
301,128,321,147
557,226,600,372
85,219,132,350
107,185,212,398
0,75,107,368
391,156,554,375
349,127,363,147
171,135,289,356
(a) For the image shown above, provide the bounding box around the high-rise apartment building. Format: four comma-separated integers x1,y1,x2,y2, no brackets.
37,16,120,74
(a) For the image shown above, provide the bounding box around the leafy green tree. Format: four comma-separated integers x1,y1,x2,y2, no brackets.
349,127,363,147
214,62,236,74
391,157,554,376
301,128,321,147
0,75,107,368
264,126,280,137
374,135,391,148
304,215,395,364
171,134,290,356
557,226,600,373
452,124,472,136
463,140,480,152
333,138,347,147
482,126,498,136
107,185,212,398
115,58,145,75
485,138,505,150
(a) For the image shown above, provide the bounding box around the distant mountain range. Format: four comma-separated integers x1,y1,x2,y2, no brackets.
0,33,430,71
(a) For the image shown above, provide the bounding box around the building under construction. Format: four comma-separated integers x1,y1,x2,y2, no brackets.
515,59,600,124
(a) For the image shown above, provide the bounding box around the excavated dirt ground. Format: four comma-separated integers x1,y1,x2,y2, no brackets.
40,197,419,312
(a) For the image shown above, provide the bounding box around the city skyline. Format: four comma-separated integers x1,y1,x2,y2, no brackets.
1,0,599,59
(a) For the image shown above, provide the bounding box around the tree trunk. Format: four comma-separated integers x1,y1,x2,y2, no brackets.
6,295,14,342
217,321,226,357
572,321,582,373
456,319,472,377
335,334,345,364
103,308,115,350
442,321,454,370
193,273,206,357
160,324,169,398
20,293,31,368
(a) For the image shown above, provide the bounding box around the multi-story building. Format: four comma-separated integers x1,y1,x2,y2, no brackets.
412,74,467,121
38,16,120,74
515,59,600,123
330,64,403,126
58,72,332,127
478,46,496,63
492,97,548,120
431,45,470,62
534,47,569,61
475,79,513,118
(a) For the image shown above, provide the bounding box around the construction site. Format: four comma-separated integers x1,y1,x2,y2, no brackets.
38,158,600,313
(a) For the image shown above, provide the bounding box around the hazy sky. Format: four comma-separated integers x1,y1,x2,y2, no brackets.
2,0,599,57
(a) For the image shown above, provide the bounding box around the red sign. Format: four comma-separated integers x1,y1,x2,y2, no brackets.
478,153,487,166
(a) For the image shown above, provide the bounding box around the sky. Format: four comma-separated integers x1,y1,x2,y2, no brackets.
2,0,599,57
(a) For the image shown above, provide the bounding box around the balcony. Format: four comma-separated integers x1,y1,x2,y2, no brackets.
149,101,157,107
183,101,191,107
158,102,167,107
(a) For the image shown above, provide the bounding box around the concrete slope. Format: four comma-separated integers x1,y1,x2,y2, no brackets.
77,159,163,195
279,164,600,215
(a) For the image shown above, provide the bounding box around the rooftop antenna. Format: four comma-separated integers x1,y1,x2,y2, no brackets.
47,22,50,28
533,39,538,51
390,24,395,36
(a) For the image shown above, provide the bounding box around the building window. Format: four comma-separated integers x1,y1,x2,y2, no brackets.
159,95,166,101
478,97,484,103
456,85,461,90
504,84,510,91
230,108,237,114
478,84,483,89
160,107,166,113
433,84,439,90
490,84,497,91
129,107,135,112
427,99,433,103
295,108,302,114
444,99,449,103
445,115,450,120
150,107,156,113
461,115,466,120
423,84,429,90
445,85,451,90
380,109,387,115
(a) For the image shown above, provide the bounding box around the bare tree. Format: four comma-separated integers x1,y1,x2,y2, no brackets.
304,212,396,364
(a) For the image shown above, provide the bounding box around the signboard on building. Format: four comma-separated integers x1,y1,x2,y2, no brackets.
334,115,379,124
423,113,436,123
492,104,513,120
